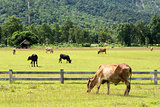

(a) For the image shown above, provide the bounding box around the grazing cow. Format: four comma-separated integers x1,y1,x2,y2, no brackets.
59,54,72,63
87,63,132,96
150,47,153,51
28,54,38,67
46,47,53,53
13,48,16,55
98,48,106,54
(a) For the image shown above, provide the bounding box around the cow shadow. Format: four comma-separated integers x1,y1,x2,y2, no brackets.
37,65,42,68
113,94,147,98
91,93,146,98
28,65,42,68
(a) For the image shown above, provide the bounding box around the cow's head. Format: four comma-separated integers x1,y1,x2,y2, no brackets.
87,77,96,93
27,56,32,60
69,60,72,63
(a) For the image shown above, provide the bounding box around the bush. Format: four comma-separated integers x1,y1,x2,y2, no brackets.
82,43,90,47
7,31,38,48
0,44,6,48
98,43,105,47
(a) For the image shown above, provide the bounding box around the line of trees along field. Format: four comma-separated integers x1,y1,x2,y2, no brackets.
0,15,160,47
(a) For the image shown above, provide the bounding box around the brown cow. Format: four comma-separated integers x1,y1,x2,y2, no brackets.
13,48,16,55
150,47,153,51
98,48,106,54
87,63,132,96
46,47,53,53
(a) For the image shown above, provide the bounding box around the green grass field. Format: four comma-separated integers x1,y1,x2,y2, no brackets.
0,48,160,107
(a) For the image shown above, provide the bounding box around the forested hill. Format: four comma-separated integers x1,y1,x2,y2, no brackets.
0,0,160,28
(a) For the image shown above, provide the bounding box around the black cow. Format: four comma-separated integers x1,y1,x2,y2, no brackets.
28,54,38,67
59,54,72,63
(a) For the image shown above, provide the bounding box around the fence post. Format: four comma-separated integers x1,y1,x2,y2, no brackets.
154,70,158,84
9,69,13,84
60,69,64,84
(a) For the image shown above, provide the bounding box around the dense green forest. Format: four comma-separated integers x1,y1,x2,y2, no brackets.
0,0,160,47
0,0,160,27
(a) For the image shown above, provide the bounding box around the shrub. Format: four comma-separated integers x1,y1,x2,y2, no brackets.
7,31,38,48
82,43,90,47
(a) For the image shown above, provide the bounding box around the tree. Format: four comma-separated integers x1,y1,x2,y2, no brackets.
0,26,1,43
148,15,160,44
62,20,73,42
89,30,99,43
1,15,23,46
38,23,53,44
117,22,134,46
83,29,90,43
52,23,60,43
8,31,38,47
28,24,39,36
134,21,150,45
74,27,84,44
69,28,76,43
98,31,112,43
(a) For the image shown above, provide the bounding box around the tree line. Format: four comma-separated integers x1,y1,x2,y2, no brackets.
0,15,160,47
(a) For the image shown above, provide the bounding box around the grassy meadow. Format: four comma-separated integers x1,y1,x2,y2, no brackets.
0,47,160,107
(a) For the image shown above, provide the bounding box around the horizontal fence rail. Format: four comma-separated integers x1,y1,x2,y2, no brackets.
0,69,159,84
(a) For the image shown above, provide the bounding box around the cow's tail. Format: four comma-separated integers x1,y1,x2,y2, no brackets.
129,68,132,83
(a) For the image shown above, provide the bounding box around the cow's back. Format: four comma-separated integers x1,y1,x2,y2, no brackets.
98,64,119,79
60,54,69,59
100,48,106,52
32,54,38,61
97,63,131,83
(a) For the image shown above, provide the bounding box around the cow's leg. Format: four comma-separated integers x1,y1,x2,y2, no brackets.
105,51,106,54
96,84,101,94
31,61,33,67
124,80,130,96
33,61,35,67
107,81,110,95
96,80,101,94
59,58,62,63
36,61,38,67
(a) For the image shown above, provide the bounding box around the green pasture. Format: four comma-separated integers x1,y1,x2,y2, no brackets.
0,48,160,107
0,48,160,71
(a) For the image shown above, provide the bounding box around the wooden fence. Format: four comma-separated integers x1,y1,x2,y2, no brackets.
0,69,160,84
